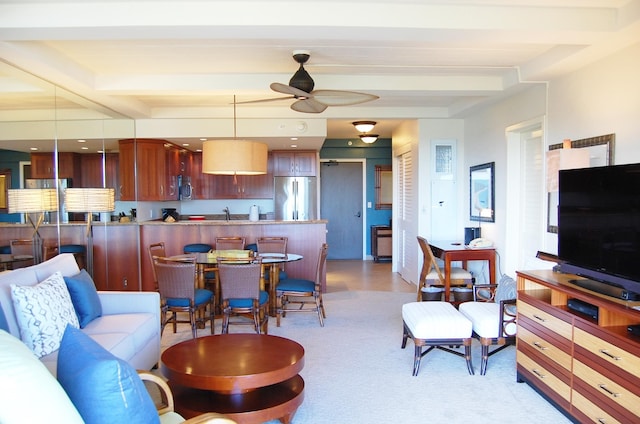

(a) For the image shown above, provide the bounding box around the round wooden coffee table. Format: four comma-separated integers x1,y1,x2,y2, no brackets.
161,334,305,424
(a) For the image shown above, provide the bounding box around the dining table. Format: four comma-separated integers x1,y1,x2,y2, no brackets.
170,252,303,316
0,254,34,271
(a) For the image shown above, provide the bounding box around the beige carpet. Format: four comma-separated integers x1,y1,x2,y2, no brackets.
158,291,572,424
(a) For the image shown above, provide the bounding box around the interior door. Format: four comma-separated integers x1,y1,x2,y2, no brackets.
320,161,364,259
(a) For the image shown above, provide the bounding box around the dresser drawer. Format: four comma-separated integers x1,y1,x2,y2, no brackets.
517,298,573,340
518,325,572,371
517,350,571,403
574,326,640,380
573,359,640,418
572,389,622,424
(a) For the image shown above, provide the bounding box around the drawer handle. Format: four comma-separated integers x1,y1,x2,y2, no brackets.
532,369,546,379
598,384,620,398
599,349,621,361
533,341,548,351
533,314,546,323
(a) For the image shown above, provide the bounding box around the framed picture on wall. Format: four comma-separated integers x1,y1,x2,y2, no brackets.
470,162,495,222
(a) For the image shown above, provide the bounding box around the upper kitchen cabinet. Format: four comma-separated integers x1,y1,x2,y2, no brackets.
190,152,274,199
81,153,119,193
31,152,82,183
273,151,317,177
118,138,184,201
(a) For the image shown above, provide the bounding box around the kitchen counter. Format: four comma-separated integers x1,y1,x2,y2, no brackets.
140,219,327,225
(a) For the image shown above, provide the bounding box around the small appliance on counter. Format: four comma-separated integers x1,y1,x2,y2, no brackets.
249,205,260,221
162,208,179,222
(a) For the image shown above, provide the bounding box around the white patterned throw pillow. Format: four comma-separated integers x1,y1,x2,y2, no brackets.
11,272,80,358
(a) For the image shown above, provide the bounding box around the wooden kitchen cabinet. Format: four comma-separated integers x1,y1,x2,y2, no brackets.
191,152,274,199
31,152,81,183
273,150,317,177
118,138,183,201
516,270,640,423
92,223,140,291
80,153,119,195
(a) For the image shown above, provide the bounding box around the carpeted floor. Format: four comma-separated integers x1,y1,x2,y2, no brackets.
159,291,573,424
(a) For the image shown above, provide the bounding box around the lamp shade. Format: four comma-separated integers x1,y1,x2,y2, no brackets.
8,188,58,213
353,121,376,133
202,140,268,175
65,188,115,212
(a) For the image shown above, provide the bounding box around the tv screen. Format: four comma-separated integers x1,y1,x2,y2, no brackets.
558,163,640,295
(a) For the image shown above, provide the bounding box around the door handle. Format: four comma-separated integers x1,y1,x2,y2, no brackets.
355,211,361,218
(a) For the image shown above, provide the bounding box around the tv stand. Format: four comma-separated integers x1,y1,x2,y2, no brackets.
569,278,639,301
516,269,640,423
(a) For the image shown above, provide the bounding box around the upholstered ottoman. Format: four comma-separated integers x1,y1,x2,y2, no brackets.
401,301,474,376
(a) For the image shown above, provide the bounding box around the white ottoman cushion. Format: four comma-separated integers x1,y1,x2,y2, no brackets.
459,301,517,338
402,301,472,339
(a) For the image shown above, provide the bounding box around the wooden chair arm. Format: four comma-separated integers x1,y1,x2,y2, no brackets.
137,371,174,415
498,298,517,337
472,284,498,302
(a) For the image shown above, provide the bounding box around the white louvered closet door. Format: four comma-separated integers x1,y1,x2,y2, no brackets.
398,151,415,281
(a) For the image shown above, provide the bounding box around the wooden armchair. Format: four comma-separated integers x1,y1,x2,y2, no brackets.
458,274,517,375
138,371,236,423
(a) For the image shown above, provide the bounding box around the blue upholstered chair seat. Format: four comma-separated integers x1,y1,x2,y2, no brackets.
277,278,314,292
59,244,86,254
183,243,213,253
228,290,268,308
167,288,213,307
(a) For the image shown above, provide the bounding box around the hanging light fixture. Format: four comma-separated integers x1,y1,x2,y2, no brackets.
352,121,378,143
202,96,268,176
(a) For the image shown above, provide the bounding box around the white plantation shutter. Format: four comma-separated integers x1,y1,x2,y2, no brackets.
398,151,415,280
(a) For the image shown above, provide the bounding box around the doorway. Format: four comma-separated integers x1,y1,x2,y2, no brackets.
320,160,364,259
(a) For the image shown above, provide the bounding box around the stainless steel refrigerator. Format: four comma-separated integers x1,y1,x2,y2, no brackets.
25,178,72,223
274,177,318,221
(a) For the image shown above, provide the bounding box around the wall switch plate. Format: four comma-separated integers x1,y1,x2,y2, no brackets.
367,201,372,208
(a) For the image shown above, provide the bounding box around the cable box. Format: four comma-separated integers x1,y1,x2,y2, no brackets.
567,298,599,320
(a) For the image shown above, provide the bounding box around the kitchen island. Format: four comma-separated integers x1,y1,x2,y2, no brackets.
0,219,327,293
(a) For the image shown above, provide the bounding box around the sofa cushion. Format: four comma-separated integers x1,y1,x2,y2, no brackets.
10,271,80,358
0,329,84,423
64,269,102,328
57,326,160,424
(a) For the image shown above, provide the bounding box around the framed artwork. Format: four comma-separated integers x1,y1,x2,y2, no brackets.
470,162,495,222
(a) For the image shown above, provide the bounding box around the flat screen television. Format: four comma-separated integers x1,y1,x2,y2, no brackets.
558,163,640,299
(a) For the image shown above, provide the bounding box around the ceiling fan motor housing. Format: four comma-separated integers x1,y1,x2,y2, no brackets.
289,51,314,93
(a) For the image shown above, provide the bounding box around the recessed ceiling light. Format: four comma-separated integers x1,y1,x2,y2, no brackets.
182,143,190,146
81,146,88,150
200,138,207,141
290,144,298,148
196,149,202,152
78,139,86,143
290,137,298,141
30,147,38,151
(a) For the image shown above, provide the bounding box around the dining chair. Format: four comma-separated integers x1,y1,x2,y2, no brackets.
9,239,35,269
217,257,268,334
276,243,328,327
215,237,246,251
256,236,289,280
147,242,166,290
153,256,215,338
183,242,218,305
416,236,472,302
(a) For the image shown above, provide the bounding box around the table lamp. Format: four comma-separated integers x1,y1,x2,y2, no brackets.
8,188,58,264
65,188,115,277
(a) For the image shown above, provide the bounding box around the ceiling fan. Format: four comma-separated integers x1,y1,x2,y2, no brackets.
240,50,379,113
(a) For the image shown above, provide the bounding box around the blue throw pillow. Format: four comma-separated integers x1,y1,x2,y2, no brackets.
0,303,8,333
57,326,159,424
64,269,102,328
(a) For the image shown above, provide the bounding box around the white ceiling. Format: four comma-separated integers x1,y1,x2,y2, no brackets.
1,0,639,152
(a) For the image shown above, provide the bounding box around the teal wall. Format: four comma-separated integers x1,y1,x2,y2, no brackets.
320,138,392,257
0,149,30,223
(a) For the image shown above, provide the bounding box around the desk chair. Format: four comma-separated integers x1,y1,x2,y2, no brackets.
153,256,215,338
217,258,268,334
215,237,245,251
416,236,472,302
276,243,328,327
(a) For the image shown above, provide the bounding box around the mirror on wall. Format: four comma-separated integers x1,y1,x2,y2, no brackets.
375,165,392,209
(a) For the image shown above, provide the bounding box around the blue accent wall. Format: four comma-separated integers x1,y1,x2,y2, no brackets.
320,139,392,257
0,149,30,223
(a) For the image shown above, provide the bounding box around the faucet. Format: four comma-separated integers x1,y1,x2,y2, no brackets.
223,207,230,221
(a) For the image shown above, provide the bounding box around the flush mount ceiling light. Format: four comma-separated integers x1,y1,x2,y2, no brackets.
352,121,376,133
359,134,379,144
202,96,268,176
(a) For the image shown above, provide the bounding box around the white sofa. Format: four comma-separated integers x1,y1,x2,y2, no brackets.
0,253,160,376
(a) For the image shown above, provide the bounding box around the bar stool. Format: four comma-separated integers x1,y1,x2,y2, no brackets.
59,244,86,270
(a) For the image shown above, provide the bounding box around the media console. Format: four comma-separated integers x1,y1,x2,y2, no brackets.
517,269,640,423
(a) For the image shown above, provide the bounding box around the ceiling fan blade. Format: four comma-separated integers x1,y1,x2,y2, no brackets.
270,82,312,99
235,96,296,105
311,90,379,106
290,98,328,113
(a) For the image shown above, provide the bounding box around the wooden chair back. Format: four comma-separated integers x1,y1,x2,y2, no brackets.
217,258,262,302
417,236,445,285
10,239,35,268
215,237,245,250
257,237,288,271
147,242,166,285
152,257,197,303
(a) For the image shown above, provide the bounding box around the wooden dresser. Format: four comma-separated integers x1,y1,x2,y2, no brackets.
516,270,640,423
371,225,392,262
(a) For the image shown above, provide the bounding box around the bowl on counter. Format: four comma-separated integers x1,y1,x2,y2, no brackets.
188,215,205,221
